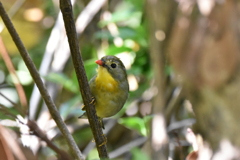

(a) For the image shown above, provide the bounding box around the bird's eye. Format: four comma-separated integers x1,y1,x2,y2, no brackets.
111,63,117,68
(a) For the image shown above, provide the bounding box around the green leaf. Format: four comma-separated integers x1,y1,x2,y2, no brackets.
118,27,137,39
87,148,99,160
44,73,78,93
0,107,20,120
131,147,150,160
118,117,150,136
94,30,114,40
106,45,132,55
125,0,145,11
99,1,142,28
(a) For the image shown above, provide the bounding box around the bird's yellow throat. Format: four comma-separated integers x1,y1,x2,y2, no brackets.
95,66,118,92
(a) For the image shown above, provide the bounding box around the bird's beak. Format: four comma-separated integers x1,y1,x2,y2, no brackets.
95,60,104,66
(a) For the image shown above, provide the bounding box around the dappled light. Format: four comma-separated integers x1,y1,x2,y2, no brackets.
1,0,240,159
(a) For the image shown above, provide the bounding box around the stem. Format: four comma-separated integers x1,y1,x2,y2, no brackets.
59,0,109,159
27,120,72,160
0,37,28,115
0,2,84,160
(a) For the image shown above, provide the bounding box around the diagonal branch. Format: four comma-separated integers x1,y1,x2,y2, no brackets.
27,120,71,160
0,36,28,115
0,2,84,160
59,0,109,159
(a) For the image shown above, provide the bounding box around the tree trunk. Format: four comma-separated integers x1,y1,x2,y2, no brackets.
169,0,240,158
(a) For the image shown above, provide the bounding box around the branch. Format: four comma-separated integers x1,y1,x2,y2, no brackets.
109,137,148,159
146,0,178,159
27,120,71,160
59,0,109,159
0,2,84,160
0,36,28,115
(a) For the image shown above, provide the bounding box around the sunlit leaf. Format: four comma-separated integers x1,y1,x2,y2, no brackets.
106,45,132,55
87,148,99,160
131,147,150,160
119,117,147,136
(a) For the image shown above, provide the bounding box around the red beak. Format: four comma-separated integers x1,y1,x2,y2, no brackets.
95,60,104,66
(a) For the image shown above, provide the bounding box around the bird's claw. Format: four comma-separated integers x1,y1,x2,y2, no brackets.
98,134,107,147
90,97,96,105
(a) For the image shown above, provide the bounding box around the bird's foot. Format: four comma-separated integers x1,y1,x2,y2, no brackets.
99,118,105,129
98,134,107,147
90,96,96,105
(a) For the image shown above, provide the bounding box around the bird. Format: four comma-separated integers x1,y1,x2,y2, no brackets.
80,55,129,129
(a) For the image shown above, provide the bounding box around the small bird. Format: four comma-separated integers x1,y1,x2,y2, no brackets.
81,55,129,129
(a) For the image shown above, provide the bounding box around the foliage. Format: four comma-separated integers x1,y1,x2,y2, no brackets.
0,0,211,159
0,0,152,159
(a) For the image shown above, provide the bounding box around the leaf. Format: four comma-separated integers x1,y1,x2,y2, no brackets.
94,30,114,40
87,148,99,160
44,73,78,93
131,147,150,160
0,107,20,120
99,1,142,28
118,116,151,136
118,27,137,39
106,45,132,55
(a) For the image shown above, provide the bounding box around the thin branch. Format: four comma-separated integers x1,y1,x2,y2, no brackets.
27,120,71,160
0,2,84,160
0,92,21,111
59,0,109,159
1,94,70,159
0,36,28,115
146,0,178,159
0,0,25,33
109,137,148,159
29,1,71,120
7,0,26,18
83,120,117,156
30,0,106,120
0,104,18,119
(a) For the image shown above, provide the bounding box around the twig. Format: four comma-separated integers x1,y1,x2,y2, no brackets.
0,92,21,112
59,0,109,159
0,92,17,106
30,0,106,120
146,0,177,158
0,2,84,160
0,0,25,32
0,104,18,119
83,120,117,156
27,120,72,160
0,36,28,115
29,0,73,120
7,0,26,18
109,137,148,159
1,94,69,159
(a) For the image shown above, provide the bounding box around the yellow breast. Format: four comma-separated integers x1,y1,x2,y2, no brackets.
95,66,118,92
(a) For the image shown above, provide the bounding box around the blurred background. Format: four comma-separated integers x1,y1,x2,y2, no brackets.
1,0,240,160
